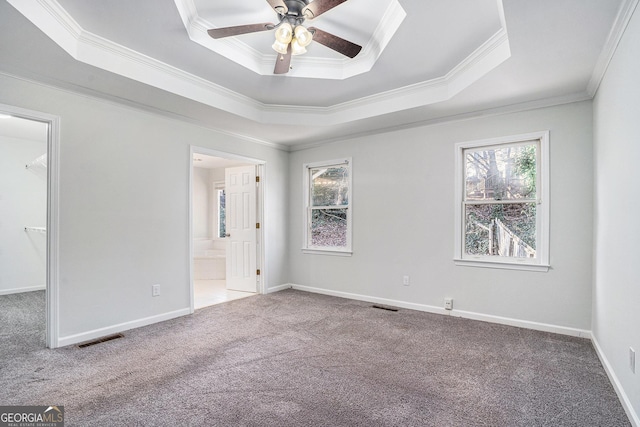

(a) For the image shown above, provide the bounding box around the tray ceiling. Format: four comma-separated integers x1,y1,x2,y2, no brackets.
8,0,510,125
2,0,631,148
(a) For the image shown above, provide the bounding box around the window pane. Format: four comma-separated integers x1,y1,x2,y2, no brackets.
218,189,226,238
465,203,536,258
311,208,347,247
465,144,536,201
311,166,349,206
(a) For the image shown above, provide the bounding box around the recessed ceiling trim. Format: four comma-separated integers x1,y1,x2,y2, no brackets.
445,28,510,96
8,0,267,121
7,0,510,127
189,17,277,75
79,33,266,122
260,28,511,125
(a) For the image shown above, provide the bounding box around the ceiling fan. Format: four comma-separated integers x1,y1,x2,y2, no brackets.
207,0,362,74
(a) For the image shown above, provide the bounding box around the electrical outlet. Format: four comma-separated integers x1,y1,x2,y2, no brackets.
444,298,453,310
402,275,410,286
152,284,160,297
631,347,636,374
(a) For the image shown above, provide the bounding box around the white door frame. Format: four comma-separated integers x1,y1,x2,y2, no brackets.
0,103,60,349
188,146,266,313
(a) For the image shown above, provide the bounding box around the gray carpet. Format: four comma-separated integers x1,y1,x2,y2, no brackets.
0,289,630,426
0,290,46,358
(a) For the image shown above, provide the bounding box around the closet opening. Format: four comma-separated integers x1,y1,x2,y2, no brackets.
0,113,49,349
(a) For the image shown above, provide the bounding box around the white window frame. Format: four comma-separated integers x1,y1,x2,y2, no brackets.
454,131,550,272
302,158,353,256
212,181,226,240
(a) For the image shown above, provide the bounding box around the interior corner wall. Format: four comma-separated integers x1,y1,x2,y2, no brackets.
0,134,47,294
592,5,640,424
0,73,289,344
288,101,594,331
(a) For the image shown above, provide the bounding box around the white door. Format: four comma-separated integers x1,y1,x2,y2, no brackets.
225,165,257,292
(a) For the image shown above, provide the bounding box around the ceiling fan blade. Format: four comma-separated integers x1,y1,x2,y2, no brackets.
207,23,274,39
302,0,348,19
274,45,292,74
308,27,362,58
266,0,288,15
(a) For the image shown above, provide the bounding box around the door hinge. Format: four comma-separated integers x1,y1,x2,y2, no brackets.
256,176,260,183
256,222,260,229
256,269,261,276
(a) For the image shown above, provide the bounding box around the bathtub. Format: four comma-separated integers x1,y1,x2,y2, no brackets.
193,239,226,280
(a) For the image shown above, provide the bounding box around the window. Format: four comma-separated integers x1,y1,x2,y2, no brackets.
454,132,549,271
213,182,226,239
303,158,352,255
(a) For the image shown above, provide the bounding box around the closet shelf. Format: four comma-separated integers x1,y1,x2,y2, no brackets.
26,153,47,170
24,226,46,233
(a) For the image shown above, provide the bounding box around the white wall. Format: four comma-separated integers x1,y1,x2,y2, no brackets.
289,101,594,332
192,166,210,239
592,6,640,424
0,132,47,294
0,73,289,344
209,168,225,183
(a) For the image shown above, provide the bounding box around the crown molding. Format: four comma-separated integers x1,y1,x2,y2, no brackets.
289,92,592,152
8,0,268,121
259,26,511,125
7,0,510,127
310,27,511,125
0,70,289,152
587,0,639,97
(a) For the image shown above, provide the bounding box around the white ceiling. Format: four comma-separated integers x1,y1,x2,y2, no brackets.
0,0,632,149
0,115,48,142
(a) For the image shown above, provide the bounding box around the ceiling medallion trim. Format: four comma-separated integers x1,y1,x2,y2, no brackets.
176,0,407,79
7,0,510,126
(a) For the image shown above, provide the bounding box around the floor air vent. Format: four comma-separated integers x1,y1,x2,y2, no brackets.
372,305,399,312
77,333,124,348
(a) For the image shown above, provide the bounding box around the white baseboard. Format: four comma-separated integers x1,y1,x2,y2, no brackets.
0,285,46,296
58,284,291,347
291,284,449,315
265,283,292,294
592,335,640,427
57,308,191,348
290,284,591,338
451,309,592,338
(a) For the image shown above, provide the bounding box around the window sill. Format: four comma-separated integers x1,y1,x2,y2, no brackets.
302,248,352,257
454,258,550,272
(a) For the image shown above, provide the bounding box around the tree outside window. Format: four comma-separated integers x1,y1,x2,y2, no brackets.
455,132,549,271
303,159,352,255
217,188,226,239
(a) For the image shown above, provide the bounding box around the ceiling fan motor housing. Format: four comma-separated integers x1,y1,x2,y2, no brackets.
283,0,312,20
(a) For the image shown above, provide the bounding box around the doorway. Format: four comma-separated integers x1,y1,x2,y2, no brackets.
0,105,59,349
190,148,265,311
